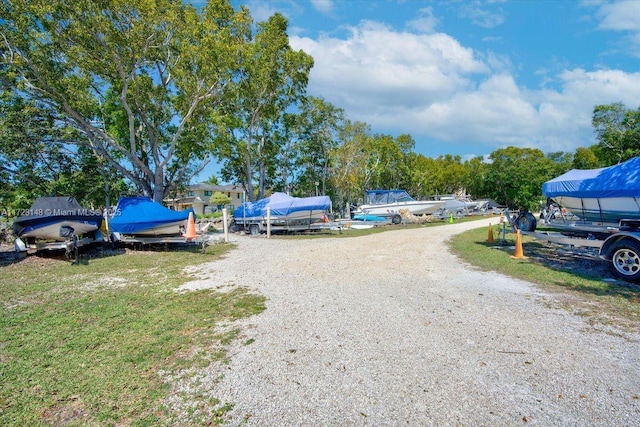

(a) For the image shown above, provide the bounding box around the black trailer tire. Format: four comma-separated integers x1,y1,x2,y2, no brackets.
516,212,537,232
607,239,640,283
229,220,239,233
249,224,261,236
391,214,402,225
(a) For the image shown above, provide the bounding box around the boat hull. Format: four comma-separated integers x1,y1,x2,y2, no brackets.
354,200,444,217
112,219,188,236
552,196,640,224
238,209,328,227
17,218,101,241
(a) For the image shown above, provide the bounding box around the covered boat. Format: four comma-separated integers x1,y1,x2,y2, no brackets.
352,190,445,223
542,157,640,224
109,197,194,236
233,193,331,229
13,196,103,242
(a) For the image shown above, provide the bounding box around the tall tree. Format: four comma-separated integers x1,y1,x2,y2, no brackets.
0,0,250,202
592,102,640,165
0,92,128,211
572,146,601,169
328,120,372,209
288,97,345,197
216,12,313,201
484,147,555,210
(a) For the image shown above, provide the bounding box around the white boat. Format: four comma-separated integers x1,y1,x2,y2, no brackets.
353,190,445,221
542,157,640,225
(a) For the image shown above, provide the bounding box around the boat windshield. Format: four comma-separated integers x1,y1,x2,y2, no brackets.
365,190,415,205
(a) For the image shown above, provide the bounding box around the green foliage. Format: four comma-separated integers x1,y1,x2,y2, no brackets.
592,102,640,164
484,147,555,210
209,191,231,207
216,12,313,201
1,0,249,202
572,146,601,169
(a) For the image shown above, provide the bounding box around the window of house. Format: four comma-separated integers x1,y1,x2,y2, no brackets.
204,191,212,196
188,191,194,196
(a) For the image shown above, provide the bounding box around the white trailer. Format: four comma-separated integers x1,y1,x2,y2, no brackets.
508,211,640,283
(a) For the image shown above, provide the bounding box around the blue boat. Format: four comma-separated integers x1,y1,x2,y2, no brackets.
109,197,194,236
542,157,640,224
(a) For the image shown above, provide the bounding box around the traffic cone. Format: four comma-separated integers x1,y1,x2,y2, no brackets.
487,222,494,243
183,212,197,241
449,213,454,223
510,229,527,259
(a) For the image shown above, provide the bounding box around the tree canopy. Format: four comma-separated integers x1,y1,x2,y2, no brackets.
1,0,638,213
1,0,250,202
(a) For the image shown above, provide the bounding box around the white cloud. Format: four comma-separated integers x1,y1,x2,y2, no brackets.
290,14,640,157
407,7,439,33
595,0,640,57
311,0,334,15
458,1,505,29
597,0,640,31
291,21,488,111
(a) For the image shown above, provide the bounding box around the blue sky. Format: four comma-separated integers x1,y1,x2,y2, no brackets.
196,0,640,182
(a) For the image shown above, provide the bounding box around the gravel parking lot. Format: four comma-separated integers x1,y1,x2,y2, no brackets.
180,218,640,426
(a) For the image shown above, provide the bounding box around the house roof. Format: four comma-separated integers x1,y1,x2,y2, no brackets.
187,183,243,192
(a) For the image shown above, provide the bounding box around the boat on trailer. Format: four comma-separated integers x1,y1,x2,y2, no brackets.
514,157,640,283
13,197,104,253
231,192,332,235
108,197,194,241
542,157,640,226
352,190,445,224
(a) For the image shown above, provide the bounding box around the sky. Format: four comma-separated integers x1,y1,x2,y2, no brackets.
196,0,640,181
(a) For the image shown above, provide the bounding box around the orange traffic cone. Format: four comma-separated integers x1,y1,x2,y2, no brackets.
487,222,495,243
510,229,527,259
183,212,197,241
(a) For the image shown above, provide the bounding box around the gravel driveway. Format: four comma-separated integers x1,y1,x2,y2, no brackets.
180,218,639,426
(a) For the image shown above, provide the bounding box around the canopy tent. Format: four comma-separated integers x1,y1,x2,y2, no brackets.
109,197,194,234
543,157,640,199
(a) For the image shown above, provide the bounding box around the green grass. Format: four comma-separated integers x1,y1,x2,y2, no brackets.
270,215,480,239
0,244,265,426
450,225,640,331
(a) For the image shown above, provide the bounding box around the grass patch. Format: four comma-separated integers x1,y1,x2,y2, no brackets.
450,225,640,331
271,215,482,239
0,244,265,426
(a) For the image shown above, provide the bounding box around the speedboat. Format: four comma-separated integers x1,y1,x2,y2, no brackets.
542,157,640,225
352,190,445,221
108,197,194,237
13,197,103,242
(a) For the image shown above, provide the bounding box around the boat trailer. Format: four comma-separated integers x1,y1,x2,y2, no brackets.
506,210,640,283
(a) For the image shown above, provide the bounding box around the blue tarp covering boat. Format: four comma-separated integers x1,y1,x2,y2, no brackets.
233,193,331,219
542,157,640,223
543,157,640,199
109,197,194,235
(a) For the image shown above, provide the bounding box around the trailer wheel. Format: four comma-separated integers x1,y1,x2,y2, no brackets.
249,224,261,236
516,212,537,232
229,220,239,233
391,214,402,225
607,240,640,282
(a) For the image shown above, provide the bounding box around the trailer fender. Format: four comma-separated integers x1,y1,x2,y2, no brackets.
599,232,640,260
600,232,640,283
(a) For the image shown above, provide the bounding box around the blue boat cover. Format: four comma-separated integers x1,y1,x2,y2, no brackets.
109,197,193,233
543,157,640,198
233,193,331,218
